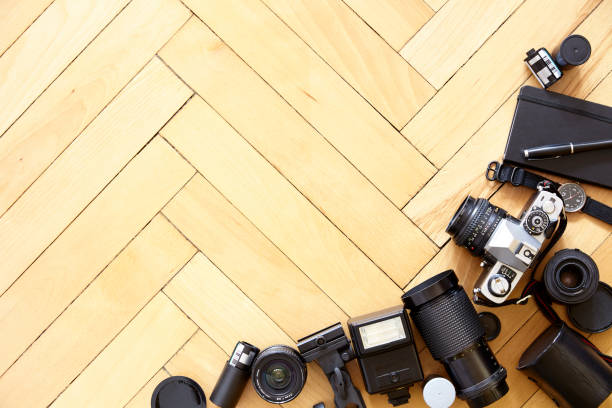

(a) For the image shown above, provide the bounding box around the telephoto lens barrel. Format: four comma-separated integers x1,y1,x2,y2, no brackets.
210,341,260,408
402,270,508,408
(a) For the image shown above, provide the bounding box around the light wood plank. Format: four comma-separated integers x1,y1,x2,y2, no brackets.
164,330,273,408
0,137,195,375
0,0,53,55
404,1,612,245
424,0,448,12
0,0,190,215
342,0,433,51
0,215,196,408
0,58,192,294
125,370,169,408
401,0,600,167
262,0,434,128
400,0,523,89
163,253,335,408
163,175,348,339
0,0,130,136
159,20,436,288
161,99,402,316
180,0,436,206
50,293,197,408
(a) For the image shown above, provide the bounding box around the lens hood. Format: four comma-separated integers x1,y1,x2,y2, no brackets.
543,249,599,304
402,270,458,310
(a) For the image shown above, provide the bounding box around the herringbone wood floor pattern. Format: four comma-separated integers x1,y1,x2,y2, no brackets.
0,0,610,407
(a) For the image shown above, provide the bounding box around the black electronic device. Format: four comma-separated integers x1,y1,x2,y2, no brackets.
297,323,366,408
402,270,508,408
251,345,307,404
210,341,259,408
524,34,590,88
151,376,206,408
446,184,565,305
347,306,423,406
518,323,612,408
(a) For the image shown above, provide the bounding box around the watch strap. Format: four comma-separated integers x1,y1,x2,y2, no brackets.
486,161,560,189
582,197,612,225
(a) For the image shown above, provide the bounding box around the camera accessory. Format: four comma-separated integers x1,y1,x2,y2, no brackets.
313,403,325,408
251,345,307,404
297,323,366,408
446,183,565,304
210,341,259,408
543,249,599,304
518,323,612,408
477,312,501,342
524,34,591,88
151,376,206,408
555,34,591,67
402,270,508,408
347,305,423,406
422,376,456,408
568,281,612,333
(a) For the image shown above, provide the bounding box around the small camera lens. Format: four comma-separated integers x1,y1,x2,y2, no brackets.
543,249,599,305
446,196,505,256
252,345,307,404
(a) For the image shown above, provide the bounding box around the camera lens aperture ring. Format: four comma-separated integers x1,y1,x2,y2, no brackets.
411,288,484,360
252,345,307,404
448,197,505,257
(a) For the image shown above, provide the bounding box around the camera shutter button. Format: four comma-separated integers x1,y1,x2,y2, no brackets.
542,200,556,214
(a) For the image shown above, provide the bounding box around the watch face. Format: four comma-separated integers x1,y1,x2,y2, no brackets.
558,183,586,212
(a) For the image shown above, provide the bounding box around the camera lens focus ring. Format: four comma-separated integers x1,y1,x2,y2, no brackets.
447,197,505,256
411,288,485,360
251,345,307,404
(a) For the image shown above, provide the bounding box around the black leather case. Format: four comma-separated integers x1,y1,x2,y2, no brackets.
503,86,612,188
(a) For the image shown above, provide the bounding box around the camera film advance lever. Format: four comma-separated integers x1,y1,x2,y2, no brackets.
297,323,366,408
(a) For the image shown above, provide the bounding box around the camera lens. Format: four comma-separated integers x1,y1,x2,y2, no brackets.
446,196,506,256
543,249,599,304
402,270,508,408
252,345,307,404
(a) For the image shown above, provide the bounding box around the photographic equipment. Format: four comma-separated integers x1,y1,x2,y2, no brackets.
477,312,501,342
151,376,206,408
347,305,423,406
422,376,456,408
251,345,307,404
211,341,259,408
543,249,599,304
524,139,612,160
402,270,508,408
518,323,612,408
446,184,565,304
524,34,590,88
297,323,366,408
568,281,612,333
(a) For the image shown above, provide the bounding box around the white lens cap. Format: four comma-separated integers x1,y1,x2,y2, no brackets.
422,377,456,408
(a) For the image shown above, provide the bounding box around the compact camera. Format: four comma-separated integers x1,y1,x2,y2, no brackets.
446,185,565,304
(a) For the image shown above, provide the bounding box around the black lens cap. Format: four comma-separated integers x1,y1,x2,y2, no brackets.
559,34,591,66
151,376,206,408
568,282,612,333
478,312,501,341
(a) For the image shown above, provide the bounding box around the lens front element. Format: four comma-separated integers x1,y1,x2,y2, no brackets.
252,345,307,404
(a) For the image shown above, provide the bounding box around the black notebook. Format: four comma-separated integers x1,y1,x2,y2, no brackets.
503,86,612,189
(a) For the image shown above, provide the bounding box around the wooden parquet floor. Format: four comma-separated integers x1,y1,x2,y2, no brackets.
0,0,611,407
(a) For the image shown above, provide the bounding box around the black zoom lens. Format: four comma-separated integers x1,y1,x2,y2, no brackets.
446,196,506,256
402,270,508,408
252,345,307,404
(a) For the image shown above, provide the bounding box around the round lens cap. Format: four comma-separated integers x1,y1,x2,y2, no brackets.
478,312,501,341
423,377,456,408
151,376,206,408
560,34,591,65
402,270,458,310
568,282,612,333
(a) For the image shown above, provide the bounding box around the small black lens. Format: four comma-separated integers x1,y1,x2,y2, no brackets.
252,345,307,404
543,249,599,304
446,196,506,256
402,270,508,408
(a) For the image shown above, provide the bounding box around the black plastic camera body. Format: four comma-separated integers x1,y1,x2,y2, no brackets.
347,306,423,406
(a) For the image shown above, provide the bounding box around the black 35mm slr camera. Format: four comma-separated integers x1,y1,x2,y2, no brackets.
447,184,565,304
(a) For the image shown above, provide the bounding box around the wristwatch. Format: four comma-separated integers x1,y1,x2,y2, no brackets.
487,162,612,225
